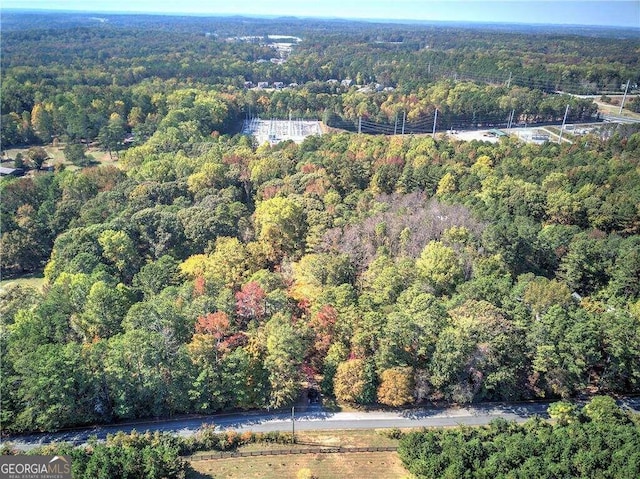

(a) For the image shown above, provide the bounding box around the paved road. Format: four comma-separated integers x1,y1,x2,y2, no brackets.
602,114,640,124
4,397,640,451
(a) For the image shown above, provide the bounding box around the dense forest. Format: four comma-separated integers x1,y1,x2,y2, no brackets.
1,12,640,435
399,396,640,478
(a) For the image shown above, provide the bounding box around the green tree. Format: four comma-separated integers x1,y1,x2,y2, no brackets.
98,229,139,282
1,113,21,148
12,343,97,431
599,310,640,392
63,143,90,166
13,152,25,169
559,234,612,295
583,395,625,425
264,314,306,408
528,306,598,398
416,241,463,295
547,400,579,425
130,207,187,260
105,329,191,419
31,103,54,143
133,255,180,298
361,254,414,306
122,292,190,344
375,290,446,370
0,204,48,274
430,300,525,402
606,237,640,300
254,196,306,262
26,146,49,169
76,281,133,341
98,113,126,159
522,276,572,318
178,200,247,254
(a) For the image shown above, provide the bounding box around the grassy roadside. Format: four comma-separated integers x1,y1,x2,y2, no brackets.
189,429,401,459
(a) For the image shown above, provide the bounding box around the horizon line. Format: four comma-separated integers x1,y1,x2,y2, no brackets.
2,7,639,30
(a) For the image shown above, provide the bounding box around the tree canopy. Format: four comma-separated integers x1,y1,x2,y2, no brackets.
1,11,640,436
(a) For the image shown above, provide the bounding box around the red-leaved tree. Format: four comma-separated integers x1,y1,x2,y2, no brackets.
235,281,266,325
195,311,230,339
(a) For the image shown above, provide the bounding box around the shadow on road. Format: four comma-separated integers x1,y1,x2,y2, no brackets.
400,401,551,420
3,408,341,450
221,408,336,429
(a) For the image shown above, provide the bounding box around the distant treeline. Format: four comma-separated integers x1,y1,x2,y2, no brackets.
2,12,637,149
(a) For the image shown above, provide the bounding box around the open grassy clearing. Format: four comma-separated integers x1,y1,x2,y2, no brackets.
2,145,121,170
188,450,410,479
187,429,409,478
0,272,46,292
595,100,640,119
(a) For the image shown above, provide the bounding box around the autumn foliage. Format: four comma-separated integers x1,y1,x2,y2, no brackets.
377,367,415,407
195,311,230,338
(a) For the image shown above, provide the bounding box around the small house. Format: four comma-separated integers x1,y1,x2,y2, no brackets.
0,167,25,177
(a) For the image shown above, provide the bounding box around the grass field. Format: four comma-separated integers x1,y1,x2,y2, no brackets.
2,144,120,170
188,450,409,479
0,272,46,292
187,430,410,479
595,99,640,119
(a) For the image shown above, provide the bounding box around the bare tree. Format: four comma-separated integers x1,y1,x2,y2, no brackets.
321,192,485,271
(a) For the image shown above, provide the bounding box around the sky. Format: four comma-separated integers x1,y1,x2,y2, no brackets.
2,1,639,28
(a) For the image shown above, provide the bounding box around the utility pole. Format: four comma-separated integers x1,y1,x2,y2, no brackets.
401,111,406,135
619,79,630,115
358,117,362,134
432,109,438,136
508,109,515,129
506,72,512,88
559,105,569,144
291,406,295,443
